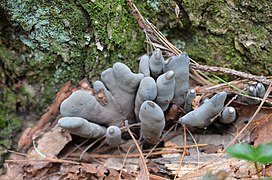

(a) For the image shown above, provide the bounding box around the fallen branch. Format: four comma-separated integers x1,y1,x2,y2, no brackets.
190,63,271,85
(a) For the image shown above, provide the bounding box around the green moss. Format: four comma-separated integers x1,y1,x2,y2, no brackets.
0,0,271,116
0,87,21,167
0,0,148,112
168,0,272,76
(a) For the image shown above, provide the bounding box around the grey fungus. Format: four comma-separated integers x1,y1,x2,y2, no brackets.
58,117,106,138
245,85,259,105
58,49,243,143
155,70,175,111
256,83,265,98
139,100,165,145
179,91,227,128
60,90,122,126
139,54,150,77
135,77,157,121
163,53,190,106
219,106,236,124
61,62,145,127
184,89,196,113
106,126,122,147
149,48,164,78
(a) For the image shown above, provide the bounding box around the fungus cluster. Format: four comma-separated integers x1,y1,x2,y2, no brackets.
58,49,265,147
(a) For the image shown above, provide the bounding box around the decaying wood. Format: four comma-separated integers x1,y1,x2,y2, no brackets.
152,153,263,179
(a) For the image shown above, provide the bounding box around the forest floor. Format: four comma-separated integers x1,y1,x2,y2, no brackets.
1,78,272,180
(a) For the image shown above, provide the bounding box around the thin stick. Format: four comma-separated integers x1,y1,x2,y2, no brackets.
5,158,80,165
124,120,150,180
7,150,26,157
174,125,187,180
118,145,133,180
80,136,105,160
185,127,200,171
62,138,90,159
190,63,271,85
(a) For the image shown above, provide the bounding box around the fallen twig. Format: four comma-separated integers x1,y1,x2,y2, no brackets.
118,145,133,180
124,120,150,180
5,158,80,165
174,125,187,180
190,63,271,85
86,146,207,159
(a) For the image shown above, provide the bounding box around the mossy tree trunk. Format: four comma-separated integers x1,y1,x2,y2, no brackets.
0,0,271,165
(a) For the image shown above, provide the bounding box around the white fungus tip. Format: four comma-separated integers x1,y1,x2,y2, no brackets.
109,128,115,134
227,107,235,114
155,49,161,60
190,89,196,94
165,70,175,80
248,86,255,92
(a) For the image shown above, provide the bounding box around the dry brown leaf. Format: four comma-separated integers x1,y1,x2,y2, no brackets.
81,163,98,174
251,113,272,146
192,96,201,110
22,125,71,177
165,104,182,121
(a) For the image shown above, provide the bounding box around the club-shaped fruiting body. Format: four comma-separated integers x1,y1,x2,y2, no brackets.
184,89,196,113
155,70,175,111
163,53,190,106
61,62,144,127
58,117,106,138
219,106,236,124
60,90,122,126
256,83,265,98
139,54,150,77
149,48,164,78
140,100,165,145
179,91,227,128
102,62,144,94
245,85,259,105
106,126,122,147
135,77,157,121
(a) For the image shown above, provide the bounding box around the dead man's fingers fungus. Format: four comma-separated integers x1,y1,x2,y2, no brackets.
149,48,164,78
139,100,165,145
184,89,196,113
106,126,122,147
58,117,106,138
163,53,190,106
135,77,157,121
155,70,175,111
179,91,227,128
219,106,236,124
